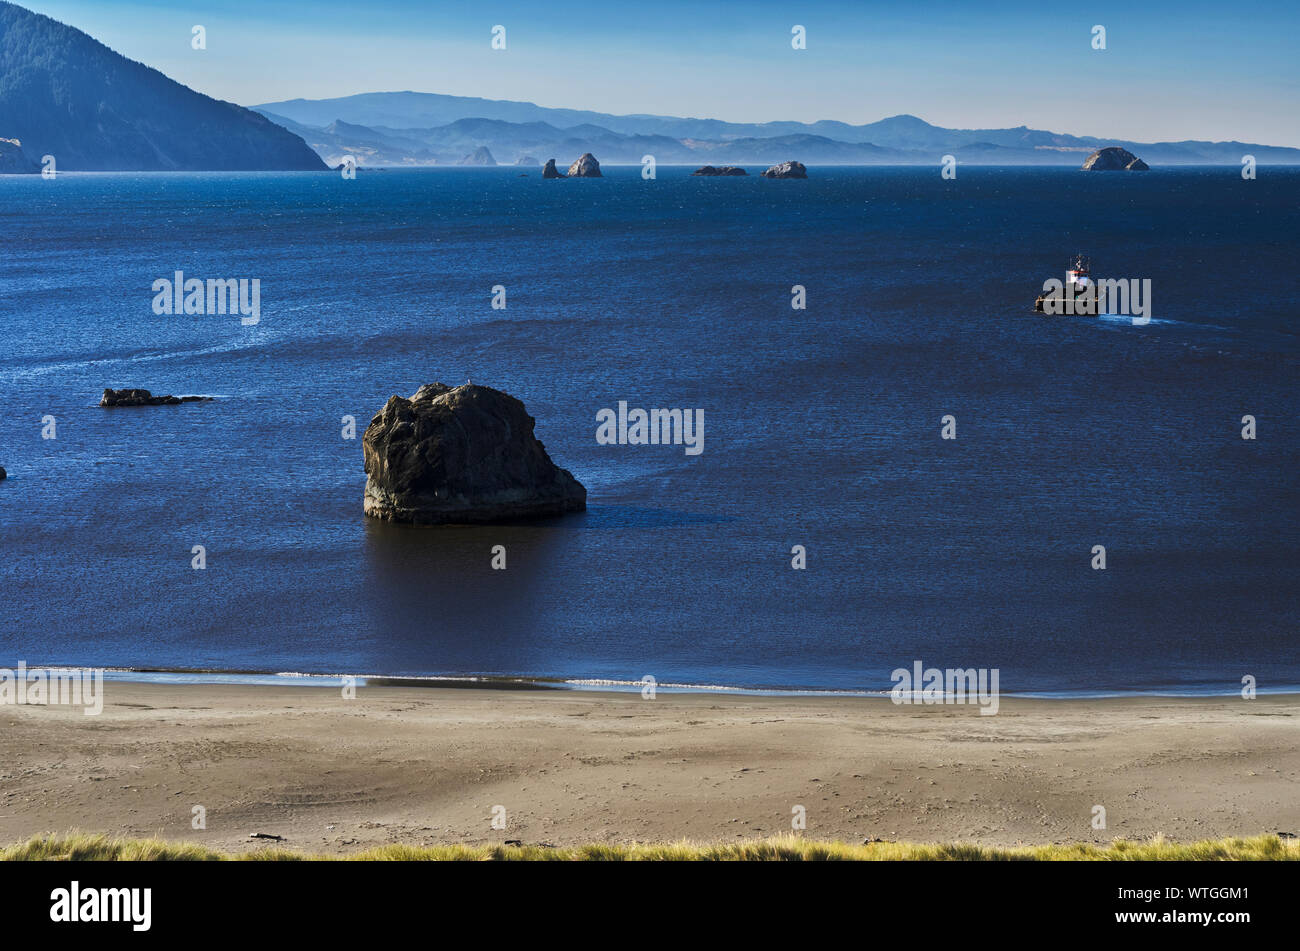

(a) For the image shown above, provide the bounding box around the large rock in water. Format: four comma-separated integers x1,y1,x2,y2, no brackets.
362,383,587,524
542,158,564,179
692,165,747,176
566,153,602,177
458,146,496,166
1082,146,1149,171
100,388,212,407
761,160,807,179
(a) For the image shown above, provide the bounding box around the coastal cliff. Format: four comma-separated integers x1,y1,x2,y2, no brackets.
0,136,36,173
0,2,327,170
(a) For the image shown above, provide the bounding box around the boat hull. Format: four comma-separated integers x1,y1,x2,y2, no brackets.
1034,292,1100,316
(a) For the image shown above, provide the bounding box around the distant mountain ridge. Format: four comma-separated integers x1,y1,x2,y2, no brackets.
0,2,325,171
2,0,1293,175
254,90,1300,167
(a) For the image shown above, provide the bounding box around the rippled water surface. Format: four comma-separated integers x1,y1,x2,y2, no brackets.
2,166,1297,693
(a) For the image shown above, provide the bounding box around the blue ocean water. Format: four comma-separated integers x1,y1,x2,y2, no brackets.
1,166,1297,694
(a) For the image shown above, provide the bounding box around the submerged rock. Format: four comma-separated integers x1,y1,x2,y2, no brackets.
761,160,807,179
566,153,602,177
100,388,212,407
0,466,6,480
542,158,564,179
362,383,586,524
1082,146,1149,171
692,165,747,176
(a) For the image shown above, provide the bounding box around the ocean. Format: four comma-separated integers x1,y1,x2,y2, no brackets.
2,165,1297,695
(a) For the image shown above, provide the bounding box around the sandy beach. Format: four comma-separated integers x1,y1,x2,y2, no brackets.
1,683,1296,855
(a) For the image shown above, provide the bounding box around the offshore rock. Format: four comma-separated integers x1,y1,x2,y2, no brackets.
566,153,602,177
692,165,747,176
761,160,807,179
1082,147,1149,171
542,158,564,178
100,388,212,407
458,146,497,166
362,383,586,524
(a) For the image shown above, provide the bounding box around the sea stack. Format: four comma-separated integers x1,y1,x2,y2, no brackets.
1082,147,1149,171
542,158,564,179
362,383,587,525
761,160,807,179
566,153,602,177
99,388,212,407
458,146,497,166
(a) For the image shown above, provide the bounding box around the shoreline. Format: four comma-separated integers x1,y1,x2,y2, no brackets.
2,681,1295,855
17,665,1299,700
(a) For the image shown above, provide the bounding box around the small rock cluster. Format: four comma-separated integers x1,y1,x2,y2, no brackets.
542,153,603,178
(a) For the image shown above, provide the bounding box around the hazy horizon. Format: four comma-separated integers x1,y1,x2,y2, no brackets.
12,0,1300,148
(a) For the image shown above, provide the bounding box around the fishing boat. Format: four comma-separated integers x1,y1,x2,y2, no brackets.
1035,254,1098,315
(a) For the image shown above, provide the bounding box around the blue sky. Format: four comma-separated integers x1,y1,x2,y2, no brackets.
18,0,1300,146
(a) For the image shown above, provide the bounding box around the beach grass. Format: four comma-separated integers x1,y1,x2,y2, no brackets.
2,832,1296,861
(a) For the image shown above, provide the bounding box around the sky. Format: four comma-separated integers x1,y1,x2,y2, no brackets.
16,0,1300,146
